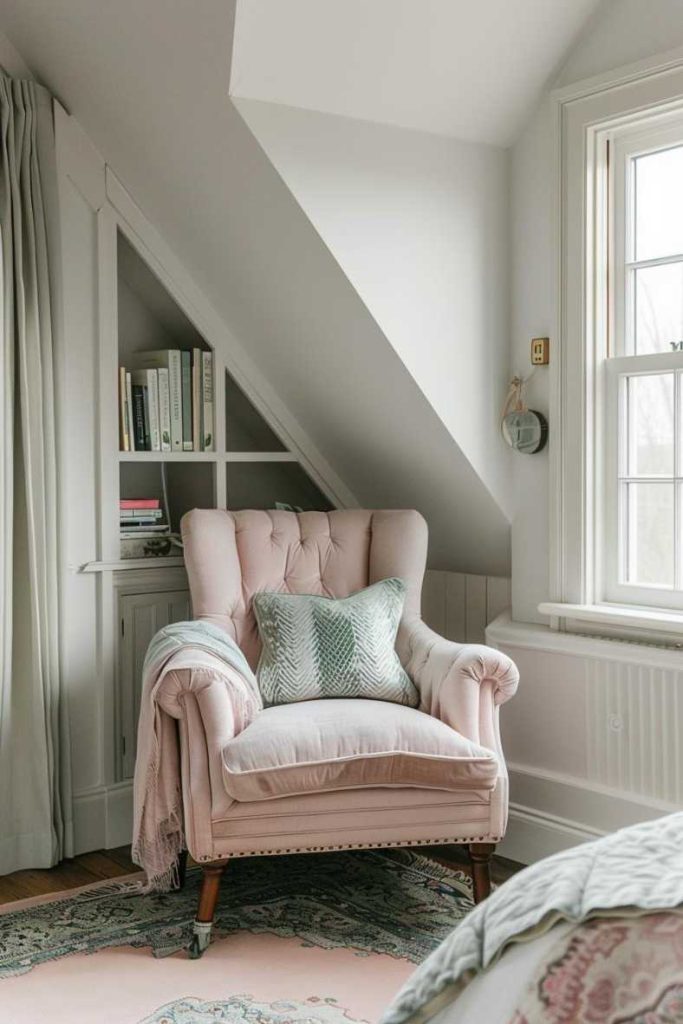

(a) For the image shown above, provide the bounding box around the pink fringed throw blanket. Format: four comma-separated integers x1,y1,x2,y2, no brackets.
132,621,262,891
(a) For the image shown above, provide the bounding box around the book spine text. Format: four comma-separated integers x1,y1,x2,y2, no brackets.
201,351,213,451
181,351,192,451
157,367,172,451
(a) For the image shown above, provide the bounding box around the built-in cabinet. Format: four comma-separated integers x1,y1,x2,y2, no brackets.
54,102,348,853
118,588,191,779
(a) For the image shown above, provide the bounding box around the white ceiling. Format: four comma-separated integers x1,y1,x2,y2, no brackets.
231,0,602,146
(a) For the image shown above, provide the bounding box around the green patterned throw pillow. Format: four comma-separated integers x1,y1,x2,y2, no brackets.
253,577,419,707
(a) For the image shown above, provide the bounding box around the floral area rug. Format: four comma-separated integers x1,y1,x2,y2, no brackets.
0,849,473,1024
139,995,364,1024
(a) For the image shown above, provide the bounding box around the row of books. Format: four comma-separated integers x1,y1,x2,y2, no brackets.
119,498,169,535
119,349,214,452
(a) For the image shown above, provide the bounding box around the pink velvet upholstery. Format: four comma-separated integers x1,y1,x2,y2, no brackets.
222,699,499,802
159,508,519,863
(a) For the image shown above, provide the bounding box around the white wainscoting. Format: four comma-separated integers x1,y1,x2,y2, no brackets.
487,613,683,864
585,658,682,807
422,570,511,643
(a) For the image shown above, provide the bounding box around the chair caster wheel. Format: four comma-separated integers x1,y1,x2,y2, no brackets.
187,921,212,959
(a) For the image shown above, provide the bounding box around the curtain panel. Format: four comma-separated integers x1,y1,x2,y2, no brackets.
0,77,72,874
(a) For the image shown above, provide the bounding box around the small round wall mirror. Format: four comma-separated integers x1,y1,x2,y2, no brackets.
502,408,548,454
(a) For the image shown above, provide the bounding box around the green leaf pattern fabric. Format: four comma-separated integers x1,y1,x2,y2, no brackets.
253,578,418,707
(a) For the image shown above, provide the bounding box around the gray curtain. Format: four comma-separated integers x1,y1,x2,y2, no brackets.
0,77,72,873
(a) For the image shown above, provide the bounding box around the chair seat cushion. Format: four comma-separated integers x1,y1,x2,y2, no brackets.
222,698,499,802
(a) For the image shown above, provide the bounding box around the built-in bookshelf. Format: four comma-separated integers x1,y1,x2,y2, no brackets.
56,107,353,849
114,230,332,567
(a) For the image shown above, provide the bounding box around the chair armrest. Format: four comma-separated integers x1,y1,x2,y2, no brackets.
155,649,258,752
153,650,261,858
400,620,519,752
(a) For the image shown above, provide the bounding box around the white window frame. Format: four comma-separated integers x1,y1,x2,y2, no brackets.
604,352,683,610
605,118,683,611
540,52,683,640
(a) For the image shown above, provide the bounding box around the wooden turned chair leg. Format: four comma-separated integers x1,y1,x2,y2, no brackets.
188,863,225,959
468,843,495,904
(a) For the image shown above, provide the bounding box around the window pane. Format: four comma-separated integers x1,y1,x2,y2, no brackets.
624,482,674,587
626,373,674,475
635,146,683,261
635,262,683,353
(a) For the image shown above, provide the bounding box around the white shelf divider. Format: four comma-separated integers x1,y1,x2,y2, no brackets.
119,450,218,462
80,556,186,573
225,451,297,462
119,451,298,462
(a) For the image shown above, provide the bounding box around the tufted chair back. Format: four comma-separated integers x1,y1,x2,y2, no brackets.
181,508,428,670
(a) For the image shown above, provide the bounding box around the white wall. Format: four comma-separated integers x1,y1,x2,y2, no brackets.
510,0,683,625
0,27,29,77
231,0,601,146
235,99,512,517
118,280,174,355
557,0,683,87
509,99,555,624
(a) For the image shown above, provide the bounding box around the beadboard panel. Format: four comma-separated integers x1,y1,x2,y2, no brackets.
422,570,511,643
488,614,683,863
585,659,683,807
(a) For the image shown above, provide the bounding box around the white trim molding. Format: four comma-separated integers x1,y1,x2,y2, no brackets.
489,610,683,666
502,764,676,864
538,601,683,643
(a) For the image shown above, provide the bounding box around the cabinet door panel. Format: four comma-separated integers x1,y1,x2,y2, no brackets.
118,590,190,779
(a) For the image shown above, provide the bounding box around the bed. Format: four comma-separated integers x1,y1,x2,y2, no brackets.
381,812,683,1024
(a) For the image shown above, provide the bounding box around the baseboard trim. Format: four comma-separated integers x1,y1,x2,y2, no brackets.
500,764,676,864
73,782,133,854
500,802,602,864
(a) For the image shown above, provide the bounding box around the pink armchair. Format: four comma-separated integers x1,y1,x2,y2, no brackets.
157,508,518,957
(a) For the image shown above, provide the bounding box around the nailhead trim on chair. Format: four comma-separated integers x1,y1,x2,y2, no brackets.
197,835,502,862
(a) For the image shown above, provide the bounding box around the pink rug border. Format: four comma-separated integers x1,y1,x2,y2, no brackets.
0,871,145,915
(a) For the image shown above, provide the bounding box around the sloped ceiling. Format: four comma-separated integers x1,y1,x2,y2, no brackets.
233,97,513,518
0,0,603,574
231,0,602,146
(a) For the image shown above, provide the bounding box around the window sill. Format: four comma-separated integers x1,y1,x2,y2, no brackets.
538,601,683,644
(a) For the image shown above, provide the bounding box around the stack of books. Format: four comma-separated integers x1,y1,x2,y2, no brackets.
120,498,168,534
119,348,214,453
120,498,175,559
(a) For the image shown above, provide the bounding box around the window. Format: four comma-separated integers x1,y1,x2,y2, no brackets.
546,60,683,637
605,122,683,611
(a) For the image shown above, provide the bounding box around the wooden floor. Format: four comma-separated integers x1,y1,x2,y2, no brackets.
0,846,138,905
0,844,521,907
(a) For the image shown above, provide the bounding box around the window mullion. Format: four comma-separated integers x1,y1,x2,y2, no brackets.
626,252,683,271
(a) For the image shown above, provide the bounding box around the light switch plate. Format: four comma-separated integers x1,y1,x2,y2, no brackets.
531,337,550,365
